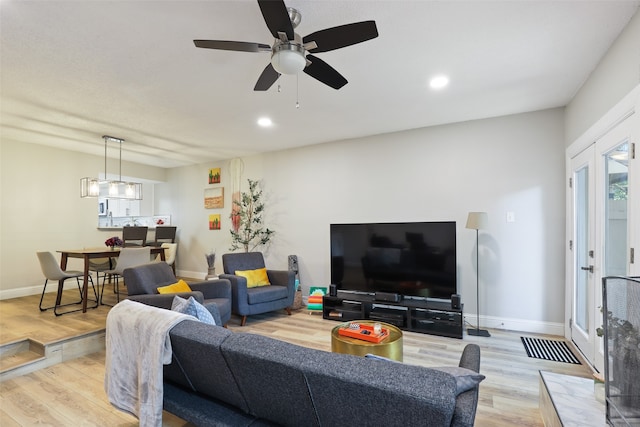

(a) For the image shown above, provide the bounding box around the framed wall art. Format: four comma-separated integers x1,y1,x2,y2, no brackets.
208,168,221,184
209,214,221,230
204,187,224,209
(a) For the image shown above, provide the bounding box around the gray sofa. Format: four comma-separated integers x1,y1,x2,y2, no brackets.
122,262,232,325
159,319,482,426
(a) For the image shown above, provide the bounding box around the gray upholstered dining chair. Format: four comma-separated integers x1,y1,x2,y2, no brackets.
220,252,295,326
89,257,112,285
36,251,98,316
153,242,177,274
100,247,151,305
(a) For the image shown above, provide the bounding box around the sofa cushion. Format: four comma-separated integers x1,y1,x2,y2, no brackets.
234,268,270,288
158,279,192,294
303,354,458,426
166,320,250,413
171,296,216,325
246,285,288,305
364,353,485,396
163,382,258,427
221,333,322,427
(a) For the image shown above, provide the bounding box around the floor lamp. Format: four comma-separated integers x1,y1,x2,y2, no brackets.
466,212,490,337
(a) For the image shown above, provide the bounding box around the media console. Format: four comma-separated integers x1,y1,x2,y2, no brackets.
323,291,463,339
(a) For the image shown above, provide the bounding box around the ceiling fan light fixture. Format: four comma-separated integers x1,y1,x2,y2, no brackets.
271,43,306,75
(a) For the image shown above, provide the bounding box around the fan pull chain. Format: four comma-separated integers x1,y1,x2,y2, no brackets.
296,73,300,109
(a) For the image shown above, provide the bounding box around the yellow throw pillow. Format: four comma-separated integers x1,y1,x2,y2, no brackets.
157,279,192,294
235,268,270,288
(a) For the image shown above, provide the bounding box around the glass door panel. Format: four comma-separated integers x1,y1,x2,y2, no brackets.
575,166,590,334
604,142,628,277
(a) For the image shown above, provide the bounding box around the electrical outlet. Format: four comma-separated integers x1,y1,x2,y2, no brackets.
506,211,515,222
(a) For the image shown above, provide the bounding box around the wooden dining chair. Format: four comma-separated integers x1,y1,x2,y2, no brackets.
122,226,148,247
148,226,177,246
100,247,151,305
36,251,98,316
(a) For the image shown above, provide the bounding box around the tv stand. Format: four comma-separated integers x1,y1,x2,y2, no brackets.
323,291,463,339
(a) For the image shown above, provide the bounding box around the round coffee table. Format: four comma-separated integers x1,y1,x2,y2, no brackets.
331,320,403,362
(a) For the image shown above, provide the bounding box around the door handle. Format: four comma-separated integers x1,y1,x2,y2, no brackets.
580,265,594,273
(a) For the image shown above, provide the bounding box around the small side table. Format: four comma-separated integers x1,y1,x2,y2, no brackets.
331,321,403,362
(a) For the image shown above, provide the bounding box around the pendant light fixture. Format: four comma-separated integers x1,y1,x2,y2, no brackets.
80,135,142,200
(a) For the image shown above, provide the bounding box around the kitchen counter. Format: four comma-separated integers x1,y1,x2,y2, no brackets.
97,215,170,229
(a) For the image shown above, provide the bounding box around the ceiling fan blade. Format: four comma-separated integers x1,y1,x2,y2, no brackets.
258,0,294,40
254,63,281,91
303,55,347,90
303,21,378,53
194,40,271,53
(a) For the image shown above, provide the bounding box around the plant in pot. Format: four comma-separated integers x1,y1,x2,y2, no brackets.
597,309,640,409
205,251,216,278
229,179,274,252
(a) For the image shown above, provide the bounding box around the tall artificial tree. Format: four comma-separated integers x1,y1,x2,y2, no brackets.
229,179,274,252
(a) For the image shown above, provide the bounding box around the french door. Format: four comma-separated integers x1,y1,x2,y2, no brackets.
570,146,596,363
569,114,635,372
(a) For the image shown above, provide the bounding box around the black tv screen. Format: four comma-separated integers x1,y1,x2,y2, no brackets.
330,222,457,300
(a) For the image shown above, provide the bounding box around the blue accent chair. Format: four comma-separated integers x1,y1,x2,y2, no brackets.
220,252,295,326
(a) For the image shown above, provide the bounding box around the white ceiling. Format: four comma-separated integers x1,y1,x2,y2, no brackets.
1,0,638,168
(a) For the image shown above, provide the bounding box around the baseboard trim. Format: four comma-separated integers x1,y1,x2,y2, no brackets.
0,282,81,301
464,314,565,336
177,269,208,281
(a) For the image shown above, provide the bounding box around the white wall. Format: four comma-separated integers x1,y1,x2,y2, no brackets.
0,140,166,298
166,108,566,333
0,109,567,333
565,9,640,144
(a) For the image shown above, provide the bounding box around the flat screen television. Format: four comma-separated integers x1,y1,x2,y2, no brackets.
330,221,457,300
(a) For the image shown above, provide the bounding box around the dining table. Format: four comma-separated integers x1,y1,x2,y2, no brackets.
57,247,166,313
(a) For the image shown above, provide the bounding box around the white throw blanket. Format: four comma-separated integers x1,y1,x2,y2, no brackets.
104,299,194,427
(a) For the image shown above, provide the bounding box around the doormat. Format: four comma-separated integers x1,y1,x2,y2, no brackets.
520,337,581,364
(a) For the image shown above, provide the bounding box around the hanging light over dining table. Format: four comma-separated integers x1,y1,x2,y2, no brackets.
80,135,142,200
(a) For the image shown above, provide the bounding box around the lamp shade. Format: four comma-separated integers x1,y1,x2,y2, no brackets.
80,135,143,200
466,212,488,230
80,178,142,200
80,177,100,198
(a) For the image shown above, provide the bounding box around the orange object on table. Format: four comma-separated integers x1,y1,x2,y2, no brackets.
338,323,389,343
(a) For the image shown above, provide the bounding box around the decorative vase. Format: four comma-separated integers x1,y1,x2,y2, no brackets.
206,267,216,279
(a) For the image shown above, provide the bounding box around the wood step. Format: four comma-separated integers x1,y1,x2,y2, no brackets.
0,338,45,374
0,330,105,381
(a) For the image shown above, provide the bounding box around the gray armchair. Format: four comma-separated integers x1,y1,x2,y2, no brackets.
122,262,232,326
220,252,295,326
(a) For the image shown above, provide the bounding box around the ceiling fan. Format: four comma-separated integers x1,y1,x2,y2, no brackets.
194,0,378,91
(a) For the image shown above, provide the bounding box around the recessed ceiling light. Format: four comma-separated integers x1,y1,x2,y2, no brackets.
429,75,449,90
257,117,272,127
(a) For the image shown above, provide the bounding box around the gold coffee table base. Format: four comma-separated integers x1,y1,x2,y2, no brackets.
331,321,403,362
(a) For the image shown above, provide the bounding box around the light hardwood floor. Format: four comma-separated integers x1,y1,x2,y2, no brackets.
0,291,594,426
